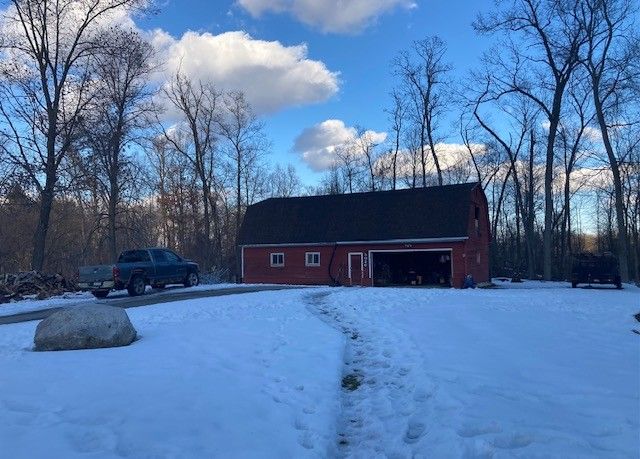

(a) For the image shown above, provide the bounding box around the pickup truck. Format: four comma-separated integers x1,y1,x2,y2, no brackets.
78,248,200,298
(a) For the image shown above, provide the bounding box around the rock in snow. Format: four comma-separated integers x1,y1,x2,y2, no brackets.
34,305,137,351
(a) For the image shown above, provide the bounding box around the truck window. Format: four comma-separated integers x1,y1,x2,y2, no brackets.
118,250,150,263
163,250,180,263
151,250,166,263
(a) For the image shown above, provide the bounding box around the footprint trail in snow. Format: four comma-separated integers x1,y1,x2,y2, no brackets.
306,291,444,458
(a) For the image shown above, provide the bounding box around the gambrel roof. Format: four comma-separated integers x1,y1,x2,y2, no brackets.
238,182,479,246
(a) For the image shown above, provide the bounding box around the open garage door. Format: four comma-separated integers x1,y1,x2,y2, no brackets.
371,250,452,287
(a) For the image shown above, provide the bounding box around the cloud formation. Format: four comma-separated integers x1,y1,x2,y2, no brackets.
151,30,339,114
237,0,417,33
382,143,487,178
293,119,387,171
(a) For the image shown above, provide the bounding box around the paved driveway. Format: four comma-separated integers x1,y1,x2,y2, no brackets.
0,285,305,325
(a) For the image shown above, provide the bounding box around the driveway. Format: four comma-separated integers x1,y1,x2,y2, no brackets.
0,285,305,325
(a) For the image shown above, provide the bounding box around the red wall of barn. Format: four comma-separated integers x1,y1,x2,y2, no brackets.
462,186,491,284
241,186,491,288
242,241,481,288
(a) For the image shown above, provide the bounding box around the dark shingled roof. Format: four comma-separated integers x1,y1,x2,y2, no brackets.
238,182,479,245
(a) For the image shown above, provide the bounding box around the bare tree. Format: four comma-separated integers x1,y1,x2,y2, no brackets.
217,91,267,236
459,115,503,190
0,0,145,271
393,36,451,186
352,126,383,191
385,90,407,190
578,0,638,282
402,127,422,188
335,143,361,193
81,27,154,261
161,73,220,270
472,77,541,278
475,0,586,280
268,164,302,198
556,75,595,275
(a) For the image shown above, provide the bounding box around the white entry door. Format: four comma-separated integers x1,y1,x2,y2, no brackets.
348,252,363,285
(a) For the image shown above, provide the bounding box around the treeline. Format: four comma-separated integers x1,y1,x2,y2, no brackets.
0,0,302,279
314,0,640,282
0,0,639,283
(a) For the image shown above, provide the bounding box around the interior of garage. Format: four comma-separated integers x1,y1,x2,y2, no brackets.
371,251,452,287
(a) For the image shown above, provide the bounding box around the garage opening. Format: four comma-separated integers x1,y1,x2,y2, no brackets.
371,250,452,287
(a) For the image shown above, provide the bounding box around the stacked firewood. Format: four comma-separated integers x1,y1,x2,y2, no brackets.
0,272,76,304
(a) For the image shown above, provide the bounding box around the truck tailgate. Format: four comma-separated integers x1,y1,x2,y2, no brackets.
79,265,113,283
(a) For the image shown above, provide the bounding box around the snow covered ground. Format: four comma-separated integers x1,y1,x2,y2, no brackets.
0,283,269,317
0,289,343,458
0,281,638,458
312,282,640,458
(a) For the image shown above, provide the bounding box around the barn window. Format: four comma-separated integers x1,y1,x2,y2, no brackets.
305,252,320,267
474,206,480,235
270,253,284,267
476,251,481,265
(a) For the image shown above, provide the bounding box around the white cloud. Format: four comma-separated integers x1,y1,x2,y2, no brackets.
293,119,387,171
237,0,417,33
150,29,339,115
1,2,339,116
583,126,602,142
387,143,487,177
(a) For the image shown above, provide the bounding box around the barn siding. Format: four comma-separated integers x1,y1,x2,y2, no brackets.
462,186,491,284
242,241,475,288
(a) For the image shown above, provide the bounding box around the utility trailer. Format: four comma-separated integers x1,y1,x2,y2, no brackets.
571,252,622,289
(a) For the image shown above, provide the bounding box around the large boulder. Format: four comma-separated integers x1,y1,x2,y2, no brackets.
34,305,137,351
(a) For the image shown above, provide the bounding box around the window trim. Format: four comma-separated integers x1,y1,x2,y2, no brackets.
270,252,285,267
305,252,321,267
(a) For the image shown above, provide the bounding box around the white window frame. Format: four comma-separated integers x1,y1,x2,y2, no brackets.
270,252,285,267
305,252,321,267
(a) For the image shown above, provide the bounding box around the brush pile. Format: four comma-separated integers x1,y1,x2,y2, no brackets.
0,271,76,304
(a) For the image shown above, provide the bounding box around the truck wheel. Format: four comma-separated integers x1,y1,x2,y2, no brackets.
184,272,199,288
127,275,146,296
92,290,109,299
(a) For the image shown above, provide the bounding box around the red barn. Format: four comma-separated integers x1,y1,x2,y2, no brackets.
238,183,490,288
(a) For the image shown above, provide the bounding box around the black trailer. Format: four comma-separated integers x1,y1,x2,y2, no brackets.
571,252,622,289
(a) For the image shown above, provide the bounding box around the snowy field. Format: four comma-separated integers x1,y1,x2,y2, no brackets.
0,283,270,317
0,281,638,458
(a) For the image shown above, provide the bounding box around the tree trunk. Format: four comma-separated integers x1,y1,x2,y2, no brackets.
31,118,59,271
420,121,427,187
108,180,118,262
202,179,212,270
427,130,443,186
236,155,242,234
561,167,571,279
592,87,630,282
542,91,563,280
526,131,536,280
392,151,398,190
31,181,55,271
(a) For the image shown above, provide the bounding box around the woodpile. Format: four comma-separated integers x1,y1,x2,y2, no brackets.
0,272,76,304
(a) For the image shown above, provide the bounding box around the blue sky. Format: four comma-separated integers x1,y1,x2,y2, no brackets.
138,1,493,184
